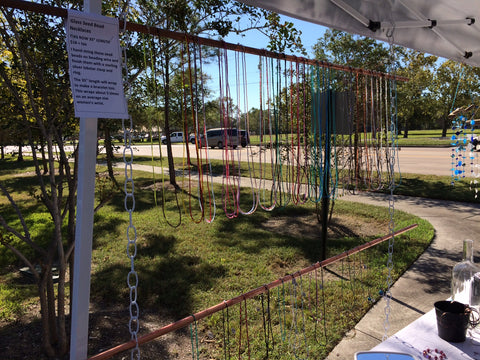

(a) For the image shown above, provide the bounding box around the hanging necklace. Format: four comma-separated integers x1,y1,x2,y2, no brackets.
196,39,216,223
150,38,182,228
308,64,324,203
272,57,286,208
218,47,239,219
183,40,204,223
236,50,258,216
297,60,310,204
258,56,276,211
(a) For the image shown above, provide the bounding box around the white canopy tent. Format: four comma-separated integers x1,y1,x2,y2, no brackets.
238,0,480,67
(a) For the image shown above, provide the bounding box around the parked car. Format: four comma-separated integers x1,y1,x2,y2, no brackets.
472,136,480,151
198,128,239,149
161,131,185,144
189,133,196,144
239,130,250,147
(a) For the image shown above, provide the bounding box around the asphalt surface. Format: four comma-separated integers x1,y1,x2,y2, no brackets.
326,193,480,360
127,144,456,176
2,144,459,177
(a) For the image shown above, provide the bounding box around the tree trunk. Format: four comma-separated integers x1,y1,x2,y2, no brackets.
56,260,67,355
17,142,23,162
68,142,78,316
164,55,179,190
53,194,67,355
442,116,448,137
40,145,49,174
38,134,49,174
104,126,120,189
1,145,4,160
39,277,55,357
46,268,58,345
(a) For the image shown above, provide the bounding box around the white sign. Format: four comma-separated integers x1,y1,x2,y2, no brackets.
66,10,128,119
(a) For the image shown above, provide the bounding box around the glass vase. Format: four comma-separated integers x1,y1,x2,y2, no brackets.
451,239,480,306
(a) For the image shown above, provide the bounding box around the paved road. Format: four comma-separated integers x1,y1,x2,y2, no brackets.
396,147,457,176
128,144,458,176
3,144,464,177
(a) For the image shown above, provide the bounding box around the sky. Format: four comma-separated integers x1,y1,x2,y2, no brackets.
223,14,327,58
201,15,328,111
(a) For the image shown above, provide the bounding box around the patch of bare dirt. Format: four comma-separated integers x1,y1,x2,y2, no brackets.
263,213,385,240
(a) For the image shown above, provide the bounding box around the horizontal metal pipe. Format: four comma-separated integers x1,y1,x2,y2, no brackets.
88,223,418,360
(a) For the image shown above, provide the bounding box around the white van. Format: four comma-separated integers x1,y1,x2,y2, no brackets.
161,131,184,144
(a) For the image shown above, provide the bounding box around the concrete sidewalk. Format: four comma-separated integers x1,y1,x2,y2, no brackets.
327,192,480,360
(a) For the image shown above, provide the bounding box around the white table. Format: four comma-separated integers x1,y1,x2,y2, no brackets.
372,309,480,360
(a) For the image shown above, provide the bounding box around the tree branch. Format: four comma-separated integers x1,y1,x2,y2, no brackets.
0,233,40,282
0,182,47,256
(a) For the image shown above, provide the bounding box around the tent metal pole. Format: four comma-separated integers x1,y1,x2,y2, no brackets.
330,0,370,27
398,0,470,58
69,0,102,358
383,18,475,29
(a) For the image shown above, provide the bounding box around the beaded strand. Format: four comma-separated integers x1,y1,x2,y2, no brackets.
423,348,447,360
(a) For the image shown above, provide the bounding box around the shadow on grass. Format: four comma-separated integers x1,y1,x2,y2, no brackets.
393,176,475,202
0,158,36,174
91,231,227,321
0,316,50,360
211,205,372,265
87,307,189,360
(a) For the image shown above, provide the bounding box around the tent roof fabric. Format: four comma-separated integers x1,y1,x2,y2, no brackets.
238,0,480,67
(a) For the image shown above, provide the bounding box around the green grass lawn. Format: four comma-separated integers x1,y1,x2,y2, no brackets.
2,127,472,357
0,156,434,359
2,130,473,358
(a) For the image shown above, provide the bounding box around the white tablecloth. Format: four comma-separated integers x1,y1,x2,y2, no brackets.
372,309,480,360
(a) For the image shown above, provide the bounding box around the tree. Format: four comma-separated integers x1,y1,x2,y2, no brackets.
0,6,77,357
313,29,394,72
166,63,213,133
0,43,28,161
133,0,305,188
396,50,437,137
432,60,480,137
0,82,21,159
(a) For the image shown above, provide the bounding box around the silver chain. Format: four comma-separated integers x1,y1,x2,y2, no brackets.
119,2,141,358
123,117,140,359
383,24,397,341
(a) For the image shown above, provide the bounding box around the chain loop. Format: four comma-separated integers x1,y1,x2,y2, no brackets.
119,0,140,357
123,114,140,359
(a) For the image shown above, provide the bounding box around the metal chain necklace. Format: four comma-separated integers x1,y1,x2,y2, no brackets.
118,1,140,358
